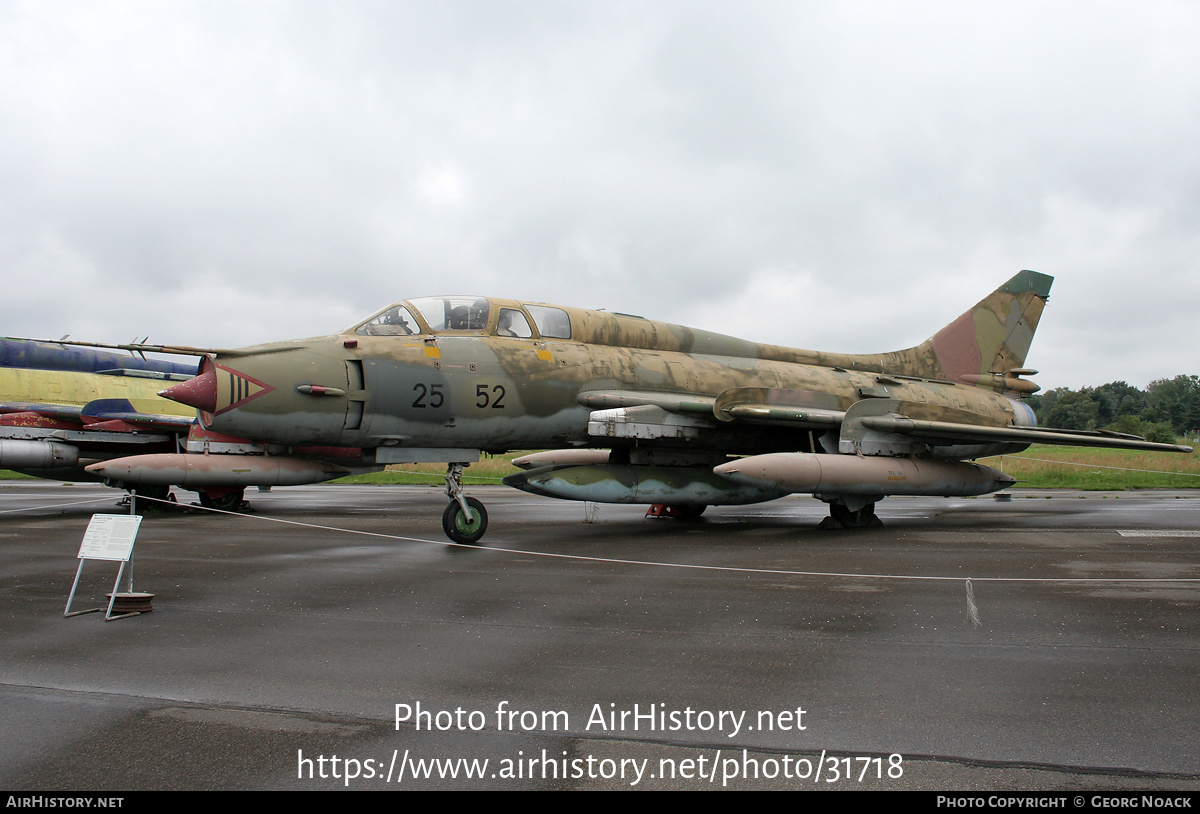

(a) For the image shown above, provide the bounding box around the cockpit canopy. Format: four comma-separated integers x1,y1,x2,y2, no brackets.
352,297,571,340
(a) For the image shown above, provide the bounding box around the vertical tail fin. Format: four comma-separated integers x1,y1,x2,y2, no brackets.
920,270,1052,389
787,270,1053,393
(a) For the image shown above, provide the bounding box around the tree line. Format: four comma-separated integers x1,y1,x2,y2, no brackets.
1025,375,1200,443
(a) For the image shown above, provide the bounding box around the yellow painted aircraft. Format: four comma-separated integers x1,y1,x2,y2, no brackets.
0,338,197,498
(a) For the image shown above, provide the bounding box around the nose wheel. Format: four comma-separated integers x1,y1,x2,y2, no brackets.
442,497,488,544
443,463,488,544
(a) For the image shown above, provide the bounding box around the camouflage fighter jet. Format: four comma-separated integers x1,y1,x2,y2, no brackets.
75,270,1190,541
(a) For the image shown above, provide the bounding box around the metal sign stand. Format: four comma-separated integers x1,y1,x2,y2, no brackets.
64,513,145,621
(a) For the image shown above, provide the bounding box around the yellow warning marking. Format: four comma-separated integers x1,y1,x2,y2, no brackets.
536,349,553,361
424,346,441,359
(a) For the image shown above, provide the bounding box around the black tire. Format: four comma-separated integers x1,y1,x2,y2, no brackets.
442,497,488,544
676,504,707,519
130,485,173,512
199,488,245,512
829,500,878,528
134,484,171,501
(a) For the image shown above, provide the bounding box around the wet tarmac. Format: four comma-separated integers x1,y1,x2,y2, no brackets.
1,481,1198,790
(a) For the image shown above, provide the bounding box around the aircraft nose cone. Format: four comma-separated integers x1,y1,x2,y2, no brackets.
159,368,217,412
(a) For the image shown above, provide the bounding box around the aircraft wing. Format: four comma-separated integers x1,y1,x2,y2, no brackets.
0,402,86,422
5,336,224,357
710,387,1190,453
719,390,1191,454
6,336,308,358
77,399,195,431
1,398,193,435
576,387,1191,454
858,415,1192,454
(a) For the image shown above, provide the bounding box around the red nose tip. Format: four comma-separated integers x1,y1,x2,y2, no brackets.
159,368,217,412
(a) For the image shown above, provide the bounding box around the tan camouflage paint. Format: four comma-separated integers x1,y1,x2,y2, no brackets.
195,271,1052,454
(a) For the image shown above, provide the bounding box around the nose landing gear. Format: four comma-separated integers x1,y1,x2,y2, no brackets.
442,463,488,544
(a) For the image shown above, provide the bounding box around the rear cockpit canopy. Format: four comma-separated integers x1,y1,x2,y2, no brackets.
352,297,571,340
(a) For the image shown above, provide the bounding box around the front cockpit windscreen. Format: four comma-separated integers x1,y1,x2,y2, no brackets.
355,304,420,336
409,297,490,332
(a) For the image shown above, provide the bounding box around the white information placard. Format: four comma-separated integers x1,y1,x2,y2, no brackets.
78,514,143,562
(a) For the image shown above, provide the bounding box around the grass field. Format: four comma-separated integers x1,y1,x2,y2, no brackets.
332,455,528,486
978,445,1200,489
0,470,37,480
3,444,1197,489
333,444,1200,490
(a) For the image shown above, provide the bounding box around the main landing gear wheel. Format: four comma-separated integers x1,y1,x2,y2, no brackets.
443,497,488,545
645,504,707,519
820,499,882,530
127,485,174,513
199,487,246,512
135,484,171,502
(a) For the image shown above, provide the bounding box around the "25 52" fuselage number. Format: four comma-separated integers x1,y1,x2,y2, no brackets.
411,383,506,409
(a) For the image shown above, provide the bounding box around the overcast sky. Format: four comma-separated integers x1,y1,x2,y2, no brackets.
2,0,1197,389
